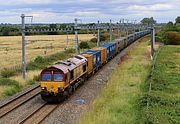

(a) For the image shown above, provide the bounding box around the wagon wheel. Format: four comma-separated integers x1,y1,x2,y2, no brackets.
68,86,73,95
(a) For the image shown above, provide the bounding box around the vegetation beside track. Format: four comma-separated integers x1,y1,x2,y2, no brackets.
0,48,75,99
79,37,151,124
0,78,22,97
139,45,180,124
0,39,97,99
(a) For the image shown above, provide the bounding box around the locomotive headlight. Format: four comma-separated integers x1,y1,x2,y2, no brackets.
41,87,46,90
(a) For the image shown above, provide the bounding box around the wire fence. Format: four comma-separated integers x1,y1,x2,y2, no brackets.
146,44,164,110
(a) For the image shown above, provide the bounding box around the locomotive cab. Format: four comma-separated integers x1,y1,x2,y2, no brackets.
40,67,67,102
39,55,88,102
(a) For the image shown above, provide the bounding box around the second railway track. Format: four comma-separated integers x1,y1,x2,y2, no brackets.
0,84,40,118
19,103,59,124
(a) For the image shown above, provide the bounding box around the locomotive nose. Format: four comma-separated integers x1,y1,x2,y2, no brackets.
40,81,65,94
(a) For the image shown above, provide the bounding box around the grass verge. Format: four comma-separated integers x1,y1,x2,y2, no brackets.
0,78,22,97
0,41,97,99
139,45,180,124
78,37,151,124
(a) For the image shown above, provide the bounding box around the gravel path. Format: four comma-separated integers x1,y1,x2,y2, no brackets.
41,40,140,124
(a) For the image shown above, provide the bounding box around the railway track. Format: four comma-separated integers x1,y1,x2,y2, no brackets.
0,84,40,118
19,103,59,124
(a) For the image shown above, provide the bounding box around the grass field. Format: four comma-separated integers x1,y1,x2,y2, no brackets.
139,45,180,124
0,34,94,99
0,34,94,71
78,37,152,124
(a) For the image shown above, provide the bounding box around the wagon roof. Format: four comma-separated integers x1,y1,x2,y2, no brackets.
92,47,106,50
82,50,100,54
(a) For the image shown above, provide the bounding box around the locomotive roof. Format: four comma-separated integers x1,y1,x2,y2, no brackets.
49,55,87,74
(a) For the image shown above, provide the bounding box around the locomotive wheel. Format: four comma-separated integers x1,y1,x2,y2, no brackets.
80,78,85,85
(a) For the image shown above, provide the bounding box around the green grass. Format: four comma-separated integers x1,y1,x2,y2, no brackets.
0,78,22,97
78,37,151,124
0,41,97,99
139,45,180,124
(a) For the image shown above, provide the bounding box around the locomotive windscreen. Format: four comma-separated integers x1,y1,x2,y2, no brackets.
41,71,64,82
53,74,63,81
42,73,51,81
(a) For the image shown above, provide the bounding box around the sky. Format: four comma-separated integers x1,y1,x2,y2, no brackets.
0,0,179,24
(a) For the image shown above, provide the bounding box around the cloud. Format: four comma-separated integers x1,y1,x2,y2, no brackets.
0,0,179,23
128,3,174,11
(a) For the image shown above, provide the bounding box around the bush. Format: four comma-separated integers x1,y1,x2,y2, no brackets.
3,85,22,96
64,48,75,54
89,34,108,43
1,69,16,78
34,56,45,64
27,75,39,85
165,31,180,45
90,38,97,43
79,41,90,49
164,22,178,31
101,33,109,41
0,78,22,96
0,78,20,86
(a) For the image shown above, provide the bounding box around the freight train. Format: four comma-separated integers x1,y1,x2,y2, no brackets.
39,30,150,102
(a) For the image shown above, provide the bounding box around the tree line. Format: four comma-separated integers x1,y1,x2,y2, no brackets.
0,16,179,37
156,16,180,45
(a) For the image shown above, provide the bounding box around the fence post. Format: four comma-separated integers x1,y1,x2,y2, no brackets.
153,25,155,48
150,27,154,59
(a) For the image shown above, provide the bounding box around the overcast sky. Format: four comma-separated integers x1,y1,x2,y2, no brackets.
0,0,179,24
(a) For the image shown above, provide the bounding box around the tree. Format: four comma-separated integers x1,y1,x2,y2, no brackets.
164,21,177,31
166,21,174,27
141,17,156,25
2,27,11,36
175,16,180,24
79,41,89,49
49,24,57,29
49,24,58,35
